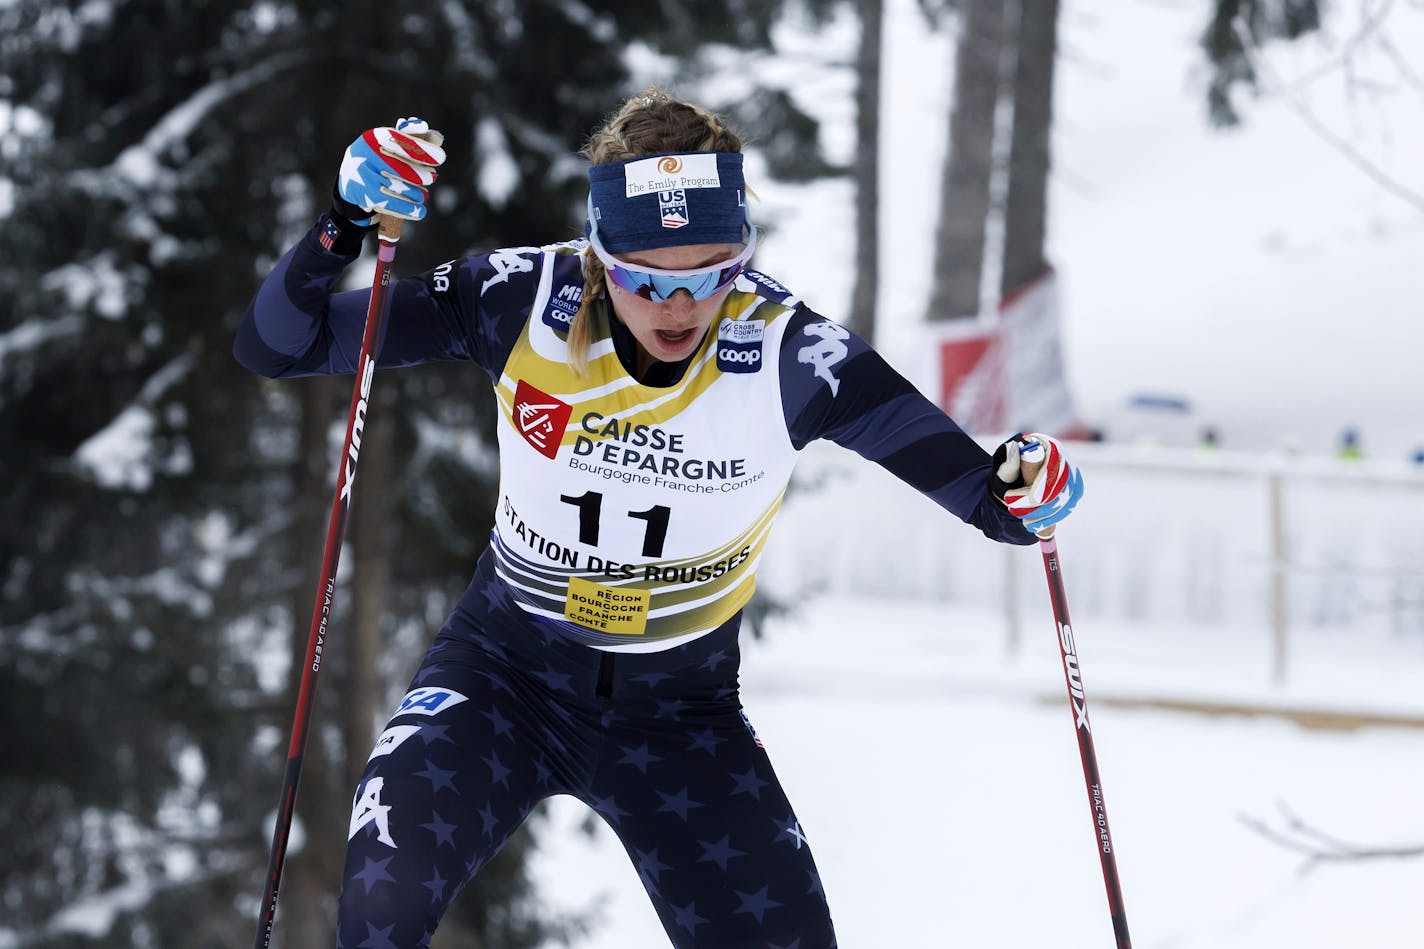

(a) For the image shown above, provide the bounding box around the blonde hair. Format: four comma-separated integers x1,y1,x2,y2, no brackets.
568,87,744,375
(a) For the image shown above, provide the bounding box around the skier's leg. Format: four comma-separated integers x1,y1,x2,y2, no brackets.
587,700,837,949
334,638,554,948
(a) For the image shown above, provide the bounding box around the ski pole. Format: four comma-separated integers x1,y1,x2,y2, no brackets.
253,212,407,949
1038,535,1132,948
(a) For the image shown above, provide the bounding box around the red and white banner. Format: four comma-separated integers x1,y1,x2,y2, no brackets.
922,321,1007,434
922,269,1085,438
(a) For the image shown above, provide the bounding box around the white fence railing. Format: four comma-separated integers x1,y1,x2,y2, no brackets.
761,441,1424,686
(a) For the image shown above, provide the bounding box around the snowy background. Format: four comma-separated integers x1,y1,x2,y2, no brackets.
531,1,1424,946
748,0,1424,458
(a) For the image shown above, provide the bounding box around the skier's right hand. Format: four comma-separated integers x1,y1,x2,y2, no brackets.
333,117,447,226
991,432,1083,538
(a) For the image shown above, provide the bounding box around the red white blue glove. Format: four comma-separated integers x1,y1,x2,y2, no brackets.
334,117,446,225
991,432,1083,537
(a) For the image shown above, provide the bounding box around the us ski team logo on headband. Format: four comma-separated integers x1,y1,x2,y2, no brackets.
659,190,689,228
624,153,722,197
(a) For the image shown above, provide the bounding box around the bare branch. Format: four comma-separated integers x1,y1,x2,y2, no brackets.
1229,9,1424,213
1240,801,1424,871
1273,0,1396,96
1376,32,1424,102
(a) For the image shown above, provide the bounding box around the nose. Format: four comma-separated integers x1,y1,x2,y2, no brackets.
663,289,695,317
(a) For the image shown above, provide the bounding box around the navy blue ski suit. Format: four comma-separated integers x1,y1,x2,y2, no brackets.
235,212,1034,948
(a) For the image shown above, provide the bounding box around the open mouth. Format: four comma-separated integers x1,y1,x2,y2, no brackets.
656,329,695,345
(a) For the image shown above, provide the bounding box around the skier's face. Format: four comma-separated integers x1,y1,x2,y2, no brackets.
604,243,740,373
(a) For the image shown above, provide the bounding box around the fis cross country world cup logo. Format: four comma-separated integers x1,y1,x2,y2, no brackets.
717,319,764,374
542,281,582,331
512,379,572,459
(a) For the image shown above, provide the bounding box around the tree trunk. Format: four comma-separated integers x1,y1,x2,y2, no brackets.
925,0,1008,321
1000,0,1060,297
848,0,883,342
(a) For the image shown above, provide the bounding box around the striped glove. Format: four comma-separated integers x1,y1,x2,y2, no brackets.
991,432,1083,537
334,117,447,225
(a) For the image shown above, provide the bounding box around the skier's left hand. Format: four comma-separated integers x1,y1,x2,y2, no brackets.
334,117,447,225
992,432,1083,538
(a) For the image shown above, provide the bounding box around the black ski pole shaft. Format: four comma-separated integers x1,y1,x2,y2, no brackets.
253,212,406,949
1038,535,1132,948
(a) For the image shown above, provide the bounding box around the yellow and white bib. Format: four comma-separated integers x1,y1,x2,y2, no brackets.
490,249,799,652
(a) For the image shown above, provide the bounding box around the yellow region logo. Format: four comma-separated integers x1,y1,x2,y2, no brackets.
565,577,650,634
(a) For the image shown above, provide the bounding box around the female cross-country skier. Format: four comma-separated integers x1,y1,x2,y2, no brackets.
235,88,1083,949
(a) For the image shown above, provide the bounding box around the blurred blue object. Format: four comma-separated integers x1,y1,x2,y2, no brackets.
1128,393,1192,413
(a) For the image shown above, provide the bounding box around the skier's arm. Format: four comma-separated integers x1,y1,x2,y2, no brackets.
232,218,485,379
779,307,1036,545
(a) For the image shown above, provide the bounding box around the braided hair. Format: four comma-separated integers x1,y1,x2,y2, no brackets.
569,88,744,375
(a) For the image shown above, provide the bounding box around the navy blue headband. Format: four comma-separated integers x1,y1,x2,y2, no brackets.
586,151,748,253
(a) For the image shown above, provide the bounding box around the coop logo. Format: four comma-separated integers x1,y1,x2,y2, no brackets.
339,354,378,503
543,282,583,330
393,687,469,718
717,319,764,374
1059,622,1090,733
512,379,573,459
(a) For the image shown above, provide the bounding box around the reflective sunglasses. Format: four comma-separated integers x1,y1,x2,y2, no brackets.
586,200,758,303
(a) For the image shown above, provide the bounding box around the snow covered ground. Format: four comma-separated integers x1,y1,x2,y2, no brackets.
528,1,1424,946
530,591,1424,948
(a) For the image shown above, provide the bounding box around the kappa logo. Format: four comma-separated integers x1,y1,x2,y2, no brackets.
393,687,470,718
512,380,573,460
798,320,850,395
349,776,396,848
480,249,535,295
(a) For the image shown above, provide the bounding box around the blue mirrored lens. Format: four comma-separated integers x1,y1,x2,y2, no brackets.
606,263,743,302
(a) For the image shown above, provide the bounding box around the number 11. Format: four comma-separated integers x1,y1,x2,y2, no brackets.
559,491,671,557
